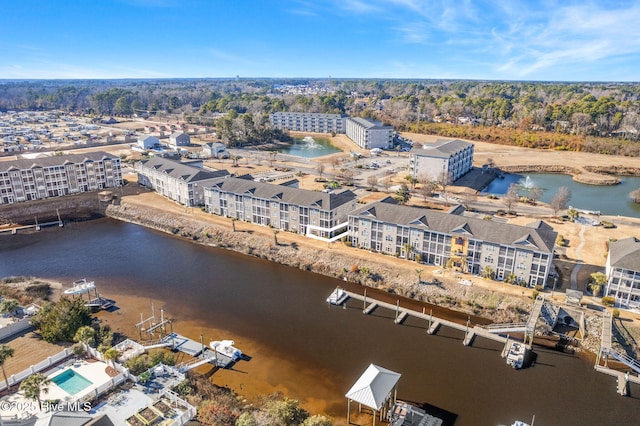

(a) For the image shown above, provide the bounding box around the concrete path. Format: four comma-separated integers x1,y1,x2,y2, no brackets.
570,225,586,290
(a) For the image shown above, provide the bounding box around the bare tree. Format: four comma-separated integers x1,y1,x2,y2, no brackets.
331,157,342,170
551,186,572,216
630,187,640,203
418,180,437,201
461,191,478,210
381,176,392,193
367,175,378,191
528,186,543,204
504,183,519,213
437,171,453,197
316,163,325,179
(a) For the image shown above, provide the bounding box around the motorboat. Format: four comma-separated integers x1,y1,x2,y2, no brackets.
326,288,349,305
64,279,96,295
210,340,242,361
506,342,526,369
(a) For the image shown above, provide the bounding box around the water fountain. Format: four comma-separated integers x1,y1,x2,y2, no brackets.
302,136,318,149
520,175,534,189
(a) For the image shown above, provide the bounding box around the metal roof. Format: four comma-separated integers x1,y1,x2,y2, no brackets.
345,364,401,410
409,139,473,158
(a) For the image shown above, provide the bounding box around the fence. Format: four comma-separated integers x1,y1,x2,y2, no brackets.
0,348,73,392
160,388,197,426
0,318,32,341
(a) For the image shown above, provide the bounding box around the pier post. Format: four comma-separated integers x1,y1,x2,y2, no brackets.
464,317,470,344
395,300,399,322
35,216,40,231
428,309,433,333
363,289,367,313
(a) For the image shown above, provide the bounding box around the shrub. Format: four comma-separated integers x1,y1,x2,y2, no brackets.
31,297,92,343
612,308,620,319
532,290,539,300
556,234,566,246
601,296,616,307
601,221,616,229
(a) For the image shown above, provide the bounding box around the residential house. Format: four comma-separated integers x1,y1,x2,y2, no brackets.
204,177,357,240
169,131,190,148
348,198,557,287
137,135,160,149
345,117,393,150
202,142,229,159
409,139,474,182
135,157,229,206
0,151,123,205
605,237,640,308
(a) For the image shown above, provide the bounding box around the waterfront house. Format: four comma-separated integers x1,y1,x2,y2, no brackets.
345,117,394,150
204,177,357,240
0,151,123,205
168,131,190,148
135,157,229,206
605,237,640,309
409,139,474,182
348,197,557,287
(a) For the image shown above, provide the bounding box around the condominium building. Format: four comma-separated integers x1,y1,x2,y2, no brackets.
0,151,123,205
409,139,474,181
269,112,347,134
135,157,229,206
348,198,557,287
345,117,393,150
204,177,357,240
605,237,640,308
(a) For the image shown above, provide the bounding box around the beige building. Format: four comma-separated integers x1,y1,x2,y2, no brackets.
348,198,557,287
409,139,474,181
345,117,393,150
0,151,123,205
135,157,229,206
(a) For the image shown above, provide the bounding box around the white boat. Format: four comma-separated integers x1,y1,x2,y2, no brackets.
210,340,242,361
506,342,526,369
326,288,349,305
64,279,96,295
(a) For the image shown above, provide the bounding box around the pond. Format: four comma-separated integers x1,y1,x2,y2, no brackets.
277,136,341,158
482,173,640,217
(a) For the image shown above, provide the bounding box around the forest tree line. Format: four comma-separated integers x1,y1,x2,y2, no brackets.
2,78,640,155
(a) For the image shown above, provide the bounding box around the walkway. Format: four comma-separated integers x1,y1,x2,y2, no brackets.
570,225,586,290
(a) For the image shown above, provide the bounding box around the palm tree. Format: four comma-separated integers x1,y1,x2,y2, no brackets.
103,347,118,366
231,217,237,232
416,269,423,284
273,229,279,245
74,325,96,348
20,373,50,410
402,243,413,260
0,345,14,392
589,272,608,297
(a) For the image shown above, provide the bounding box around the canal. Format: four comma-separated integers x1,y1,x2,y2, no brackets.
1,219,639,425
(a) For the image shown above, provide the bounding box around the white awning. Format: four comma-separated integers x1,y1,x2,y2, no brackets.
345,364,401,410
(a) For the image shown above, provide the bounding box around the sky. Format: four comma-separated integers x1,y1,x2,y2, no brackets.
1,0,640,82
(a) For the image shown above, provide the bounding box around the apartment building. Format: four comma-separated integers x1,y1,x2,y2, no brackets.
345,117,393,150
409,139,474,181
204,177,357,240
269,112,347,134
348,198,557,287
135,157,229,206
605,237,640,309
0,151,123,205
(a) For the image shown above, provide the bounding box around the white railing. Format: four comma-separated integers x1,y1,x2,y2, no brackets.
0,348,73,392
0,318,32,341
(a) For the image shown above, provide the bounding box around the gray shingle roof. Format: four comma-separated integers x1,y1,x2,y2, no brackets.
349,117,392,129
0,151,118,172
209,177,356,210
409,139,473,158
350,197,556,253
609,237,640,271
140,157,228,182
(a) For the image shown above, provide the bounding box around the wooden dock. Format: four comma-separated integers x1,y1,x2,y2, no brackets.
334,289,511,348
162,332,236,369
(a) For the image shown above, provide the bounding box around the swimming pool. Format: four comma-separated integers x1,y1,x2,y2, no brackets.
51,369,92,395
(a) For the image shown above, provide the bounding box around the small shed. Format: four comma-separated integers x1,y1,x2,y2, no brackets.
345,364,401,425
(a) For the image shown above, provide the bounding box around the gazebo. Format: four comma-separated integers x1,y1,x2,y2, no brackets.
345,364,401,425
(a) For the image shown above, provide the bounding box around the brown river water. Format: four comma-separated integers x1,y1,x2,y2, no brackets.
1,218,640,425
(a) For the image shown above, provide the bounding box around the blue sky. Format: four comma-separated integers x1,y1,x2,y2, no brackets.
1,0,640,81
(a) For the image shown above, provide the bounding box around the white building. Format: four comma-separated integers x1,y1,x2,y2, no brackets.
605,237,640,309
345,117,393,150
168,132,190,148
137,135,160,149
409,139,474,182
135,157,229,206
269,112,347,134
202,142,229,159
0,152,123,205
